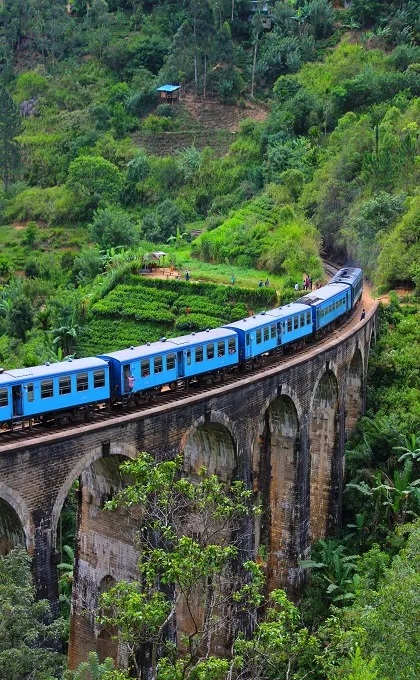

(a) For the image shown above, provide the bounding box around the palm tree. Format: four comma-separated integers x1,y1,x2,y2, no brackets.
51,323,81,357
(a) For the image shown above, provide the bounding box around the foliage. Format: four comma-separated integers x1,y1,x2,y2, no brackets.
90,207,138,249
0,547,65,680
100,453,262,678
0,86,22,191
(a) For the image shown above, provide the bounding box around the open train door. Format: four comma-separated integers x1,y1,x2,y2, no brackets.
12,385,23,417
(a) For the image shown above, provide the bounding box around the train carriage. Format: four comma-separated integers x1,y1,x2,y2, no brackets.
0,357,110,426
99,328,239,398
266,303,313,347
328,267,363,307
297,283,351,332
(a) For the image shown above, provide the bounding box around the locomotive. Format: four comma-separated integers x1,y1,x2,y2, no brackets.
0,267,362,430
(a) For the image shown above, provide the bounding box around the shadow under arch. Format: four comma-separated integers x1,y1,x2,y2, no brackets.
255,394,301,592
309,369,339,543
0,482,32,554
181,413,237,482
345,347,364,436
51,441,138,542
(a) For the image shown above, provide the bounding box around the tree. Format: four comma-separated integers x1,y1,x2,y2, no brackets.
0,547,65,680
85,0,113,60
5,295,34,341
0,86,22,191
90,207,138,249
99,453,262,679
67,156,123,208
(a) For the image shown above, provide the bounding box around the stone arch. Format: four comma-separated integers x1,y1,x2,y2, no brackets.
0,482,33,553
181,413,237,482
256,395,300,591
345,348,364,436
51,441,138,540
309,369,339,543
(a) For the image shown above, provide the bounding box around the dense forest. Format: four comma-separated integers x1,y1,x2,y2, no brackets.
0,0,419,678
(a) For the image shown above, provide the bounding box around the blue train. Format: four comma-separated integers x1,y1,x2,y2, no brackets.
0,267,362,429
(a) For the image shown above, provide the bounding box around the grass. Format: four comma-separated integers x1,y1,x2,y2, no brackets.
140,242,299,294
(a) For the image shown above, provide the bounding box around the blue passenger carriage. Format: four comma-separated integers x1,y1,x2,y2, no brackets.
99,328,239,398
166,328,239,381
0,357,110,426
99,341,179,399
266,303,313,348
328,267,363,307
223,313,279,362
298,283,351,332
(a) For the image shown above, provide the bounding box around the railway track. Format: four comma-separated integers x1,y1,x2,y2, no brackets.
0,260,350,448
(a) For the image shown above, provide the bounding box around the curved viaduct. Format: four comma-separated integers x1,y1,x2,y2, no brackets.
0,304,377,668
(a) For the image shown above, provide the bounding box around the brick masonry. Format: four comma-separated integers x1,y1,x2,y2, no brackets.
0,307,377,667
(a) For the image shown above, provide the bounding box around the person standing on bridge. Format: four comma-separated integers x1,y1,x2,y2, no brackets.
360,308,366,320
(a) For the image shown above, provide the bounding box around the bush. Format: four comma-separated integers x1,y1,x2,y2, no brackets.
156,103,174,119
142,115,174,133
6,186,79,225
90,207,139,249
174,313,223,332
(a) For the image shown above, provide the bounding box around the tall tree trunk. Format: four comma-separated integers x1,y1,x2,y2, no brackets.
251,39,258,97
231,0,234,21
203,52,207,100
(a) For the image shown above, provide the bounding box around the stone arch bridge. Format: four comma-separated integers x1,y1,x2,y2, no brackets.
0,306,377,668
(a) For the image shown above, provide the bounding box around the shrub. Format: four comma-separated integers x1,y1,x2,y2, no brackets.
15,71,49,101
156,103,174,119
174,313,223,332
90,208,139,249
142,115,174,133
6,186,79,225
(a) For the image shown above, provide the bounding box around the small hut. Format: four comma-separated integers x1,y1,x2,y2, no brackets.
156,84,181,104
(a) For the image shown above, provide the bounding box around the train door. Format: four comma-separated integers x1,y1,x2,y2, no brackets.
245,332,252,359
277,323,282,346
123,364,130,392
12,385,23,417
177,351,185,377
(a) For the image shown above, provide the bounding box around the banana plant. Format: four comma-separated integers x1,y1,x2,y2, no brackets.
394,433,420,463
300,539,360,603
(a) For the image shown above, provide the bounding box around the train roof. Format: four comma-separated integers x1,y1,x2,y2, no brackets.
224,303,311,332
0,357,108,385
329,267,362,285
265,303,312,319
297,283,349,307
99,328,237,362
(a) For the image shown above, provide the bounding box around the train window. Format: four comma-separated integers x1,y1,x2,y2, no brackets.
228,338,236,354
218,341,225,357
256,329,262,344
300,314,305,327
263,327,269,342
41,380,54,399
306,312,311,325
207,343,215,360
154,356,163,373
94,370,105,388
77,373,89,392
195,346,203,363
271,324,276,339
0,388,8,407
287,319,292,332
294,316,299,330
167,354,175,370
27,383,34,402
246,334,250,346
186,351,192,366
59,376,72,395
141,360,150,377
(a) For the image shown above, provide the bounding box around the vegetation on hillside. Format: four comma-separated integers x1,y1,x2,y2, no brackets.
0,0,420,678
